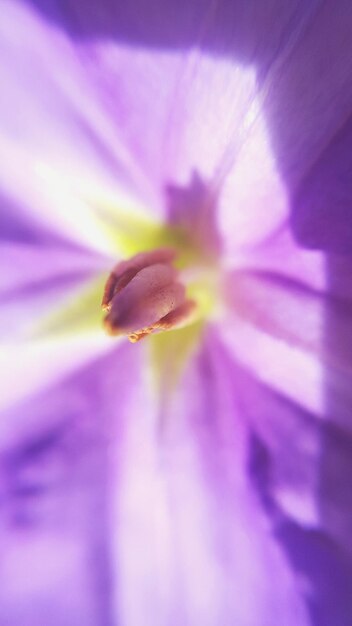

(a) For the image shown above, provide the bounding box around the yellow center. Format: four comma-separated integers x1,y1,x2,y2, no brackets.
35,205,221,390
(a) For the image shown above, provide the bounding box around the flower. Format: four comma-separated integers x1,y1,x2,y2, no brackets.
1,1,352,625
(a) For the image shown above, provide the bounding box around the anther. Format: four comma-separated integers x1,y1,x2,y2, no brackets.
102,249,195,342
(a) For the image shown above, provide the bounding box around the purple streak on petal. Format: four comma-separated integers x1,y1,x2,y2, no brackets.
0,341,137,626
0,193,64,247
227,228,327,290
0,242,109,340
0,243,108,294
224,261,327,371
0,192,114,263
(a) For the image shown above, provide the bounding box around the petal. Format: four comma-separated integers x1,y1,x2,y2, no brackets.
1,1,320,255
25,0,307,184
0,342,136,626
0,334,115,414
230,358,352,624
0,241,110,341
220,244,352,554
221,2,352,255
264,0,352,193
223,248,352,435
2,318,347,625
0,1,161,253
4,2,352,257
218,108,290,253
111,333,309,626
262,1,352,252
210,330,352,625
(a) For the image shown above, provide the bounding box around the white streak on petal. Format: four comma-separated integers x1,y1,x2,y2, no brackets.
219,317,324,420
0,335,114,416
218,109,289,251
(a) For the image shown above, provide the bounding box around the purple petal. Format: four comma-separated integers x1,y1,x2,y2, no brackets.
0,241,110,340
0,1,161,248
1,1,320,252
221,242,352,554
0,343,136,626
111,334,309,626
232,362,352,626
4,2,352,256
210,329,352,625
220,1,352,257
0,335,309,626
1,3,352,626
0,333,117,415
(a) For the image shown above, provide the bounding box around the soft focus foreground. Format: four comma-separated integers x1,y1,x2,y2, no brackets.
1,1,352,626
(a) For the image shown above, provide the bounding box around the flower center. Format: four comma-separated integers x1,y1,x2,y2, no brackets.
99,174,222,345
102,248,204,342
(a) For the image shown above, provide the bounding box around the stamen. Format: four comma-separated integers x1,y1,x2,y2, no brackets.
102,249,195,341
